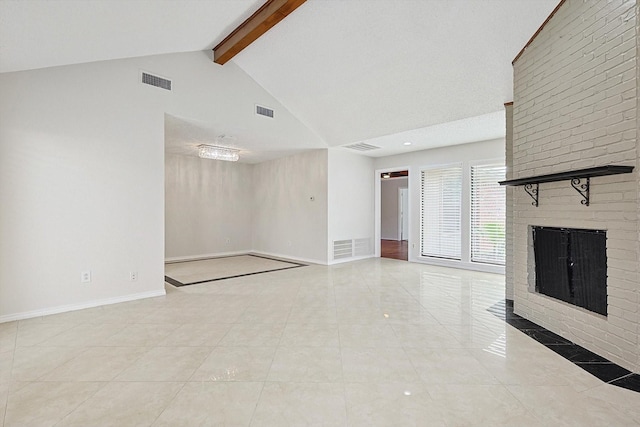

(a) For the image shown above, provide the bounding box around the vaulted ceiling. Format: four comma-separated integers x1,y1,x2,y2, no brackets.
0,0,559,158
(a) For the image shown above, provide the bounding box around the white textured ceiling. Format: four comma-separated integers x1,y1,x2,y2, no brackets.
349,111,506,158
0,0,263,73
233,0,558,150
0,0,559,159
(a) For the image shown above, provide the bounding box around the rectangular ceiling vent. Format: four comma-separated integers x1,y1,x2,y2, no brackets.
344,142,381,152
141,71,172,91
256,105,274,118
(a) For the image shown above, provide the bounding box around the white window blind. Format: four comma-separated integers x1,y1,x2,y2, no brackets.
471,164,506,265
420,166,462,259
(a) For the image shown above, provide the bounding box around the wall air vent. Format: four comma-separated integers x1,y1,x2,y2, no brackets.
141,72,172,91
353,238,371,257
333,239,353,260
256,105,274,118
344,142,381,152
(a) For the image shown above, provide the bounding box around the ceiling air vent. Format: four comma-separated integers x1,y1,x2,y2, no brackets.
141,71,172,91
256,105,274,118
344,142,381,152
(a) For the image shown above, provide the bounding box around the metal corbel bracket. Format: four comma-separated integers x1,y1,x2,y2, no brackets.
499,165,634,208
570,177,590,206
523,183,539,207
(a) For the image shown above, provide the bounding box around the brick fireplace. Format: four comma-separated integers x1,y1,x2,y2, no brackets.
506,0,639,372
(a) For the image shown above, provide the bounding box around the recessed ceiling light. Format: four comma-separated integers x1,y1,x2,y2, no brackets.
403,142,412,146
382,173,391,179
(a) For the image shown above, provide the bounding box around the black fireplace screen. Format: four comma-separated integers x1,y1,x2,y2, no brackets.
533,226,607,316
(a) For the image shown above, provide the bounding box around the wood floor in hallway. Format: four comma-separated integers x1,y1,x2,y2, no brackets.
381,239,408,261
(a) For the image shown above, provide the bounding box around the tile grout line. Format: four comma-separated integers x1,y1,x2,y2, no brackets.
1,324,19,427
337,267,350,426
147,381,189,426
51,381,111,427
246,277,297,426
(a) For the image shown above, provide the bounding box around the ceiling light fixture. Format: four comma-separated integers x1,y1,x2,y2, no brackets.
403,142,412,146
198,144,239,162
382,173,391,179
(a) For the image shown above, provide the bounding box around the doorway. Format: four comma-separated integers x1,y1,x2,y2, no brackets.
379,170,409,261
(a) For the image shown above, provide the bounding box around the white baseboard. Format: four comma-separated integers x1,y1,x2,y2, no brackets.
327,254,375,265
0,289,166,324
165,250,250,263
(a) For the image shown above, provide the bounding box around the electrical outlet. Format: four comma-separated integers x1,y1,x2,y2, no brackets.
130,271,138,281
81,270,91,283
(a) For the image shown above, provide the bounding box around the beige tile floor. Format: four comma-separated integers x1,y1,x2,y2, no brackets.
1,258,639,426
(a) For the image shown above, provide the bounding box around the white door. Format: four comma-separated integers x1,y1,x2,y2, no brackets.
399,188,409,241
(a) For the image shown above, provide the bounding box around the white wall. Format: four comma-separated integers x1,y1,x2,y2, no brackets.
252,150,329,264
0,51,323,321
166,148,375,266
165,153,253,260
374,138,505,273
166,148,374,266
0,60,165,320
327,149,375,262
380,177,407,240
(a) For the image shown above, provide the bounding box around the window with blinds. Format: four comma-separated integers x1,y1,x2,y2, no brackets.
420,166,462,259
471,164,506,265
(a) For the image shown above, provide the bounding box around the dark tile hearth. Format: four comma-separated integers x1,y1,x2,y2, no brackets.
505,317,543,330
576,363,632,383
610,374,640,393
488,299,640,393
546,344,610,363
519,329,573,345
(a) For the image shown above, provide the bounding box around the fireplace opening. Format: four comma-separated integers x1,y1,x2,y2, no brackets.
532,226,607,316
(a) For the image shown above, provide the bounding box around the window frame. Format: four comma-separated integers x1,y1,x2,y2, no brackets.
469,162,507,266
419,162,464,261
